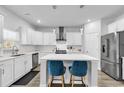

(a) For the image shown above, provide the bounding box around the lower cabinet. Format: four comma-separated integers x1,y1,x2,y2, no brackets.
14,56,26,80
0,59,14,87
25,54,32,73
0,54,33,87
14,54,32,81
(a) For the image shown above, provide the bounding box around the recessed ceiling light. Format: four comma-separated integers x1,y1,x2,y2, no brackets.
88,19,91,22
37,20,41,23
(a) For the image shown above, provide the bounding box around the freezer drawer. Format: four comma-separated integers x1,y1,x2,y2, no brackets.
101,60,120,80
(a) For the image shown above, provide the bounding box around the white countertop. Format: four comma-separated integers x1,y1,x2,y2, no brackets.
0,51,40,62
0,56,15,62
40,54,98,61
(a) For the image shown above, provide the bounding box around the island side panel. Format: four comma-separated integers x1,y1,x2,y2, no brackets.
40,59,48,87
87,61,98,87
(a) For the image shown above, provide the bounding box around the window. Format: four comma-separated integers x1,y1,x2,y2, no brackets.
3,28,20,41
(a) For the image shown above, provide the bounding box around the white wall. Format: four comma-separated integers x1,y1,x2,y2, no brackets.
0,6,34,31
0,6,37,54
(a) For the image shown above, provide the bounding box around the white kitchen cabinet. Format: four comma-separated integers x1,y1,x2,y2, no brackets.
108,18,124,33
25,54,32,73
108,22,117,33
32,31,43,45
0,59,14,87
66,32,82,45
14,54,32,81
43,32,56,45
21,27,33,45
116,18,124,31
14,56,25,80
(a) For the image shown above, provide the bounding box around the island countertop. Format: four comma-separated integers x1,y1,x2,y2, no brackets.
40,54,98,61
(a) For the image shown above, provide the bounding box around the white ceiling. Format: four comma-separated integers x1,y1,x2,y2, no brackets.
3,5,124,27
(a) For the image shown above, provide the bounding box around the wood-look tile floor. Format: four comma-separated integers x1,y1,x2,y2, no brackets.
25,66,124,87
12,66,124,87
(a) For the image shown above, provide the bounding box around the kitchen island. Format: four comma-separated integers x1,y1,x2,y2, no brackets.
40,54,98,87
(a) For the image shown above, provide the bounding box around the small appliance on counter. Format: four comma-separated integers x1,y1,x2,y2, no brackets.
55,43,67,54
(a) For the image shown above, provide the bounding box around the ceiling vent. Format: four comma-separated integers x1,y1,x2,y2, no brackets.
80,5,84,8
52,5,57,9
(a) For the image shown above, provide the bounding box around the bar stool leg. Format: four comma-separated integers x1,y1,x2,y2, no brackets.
81,77,86,86
48,76,53,87
72,75,74,87
70,75,72,84
61,75,64,87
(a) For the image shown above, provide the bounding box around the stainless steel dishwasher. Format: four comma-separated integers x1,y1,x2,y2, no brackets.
32,53,39,69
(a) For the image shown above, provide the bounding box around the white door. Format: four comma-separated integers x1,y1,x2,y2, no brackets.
84,33,99,59
0,59,14,87
14,56,25,80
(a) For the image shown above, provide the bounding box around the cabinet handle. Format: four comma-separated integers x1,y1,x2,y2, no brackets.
2,69,4,75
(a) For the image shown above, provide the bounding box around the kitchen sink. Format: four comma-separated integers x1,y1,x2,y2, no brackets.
11,54,25,57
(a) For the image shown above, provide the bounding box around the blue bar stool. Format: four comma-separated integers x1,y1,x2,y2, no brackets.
69,61,87,87
47,60,66,87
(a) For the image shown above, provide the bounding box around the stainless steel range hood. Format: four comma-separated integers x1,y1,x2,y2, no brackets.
56,27,66,41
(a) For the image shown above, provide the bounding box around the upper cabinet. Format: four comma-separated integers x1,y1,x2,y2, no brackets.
21,27,56,45
32,31,43,45
108,22,117,33
116,18,124,31
21,27,33,45
108,18,124,33
66,32,82,45
43,32,56,45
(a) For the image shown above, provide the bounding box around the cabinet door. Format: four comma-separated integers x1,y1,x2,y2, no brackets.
21,27,33,45
66,32,81,45
25,54,32,73
14,56,25,80
108,22,117,33
0,59,14,87
21,27,27,44
117,18,124,31
33,31,43,45
48,32,56,45
27,28,33,44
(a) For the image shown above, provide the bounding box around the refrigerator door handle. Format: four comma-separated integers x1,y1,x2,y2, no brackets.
122,57,124,79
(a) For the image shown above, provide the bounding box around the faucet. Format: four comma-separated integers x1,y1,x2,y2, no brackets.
12,46,19,55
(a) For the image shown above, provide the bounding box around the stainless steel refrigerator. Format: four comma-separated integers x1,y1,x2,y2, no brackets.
101,31,124,80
